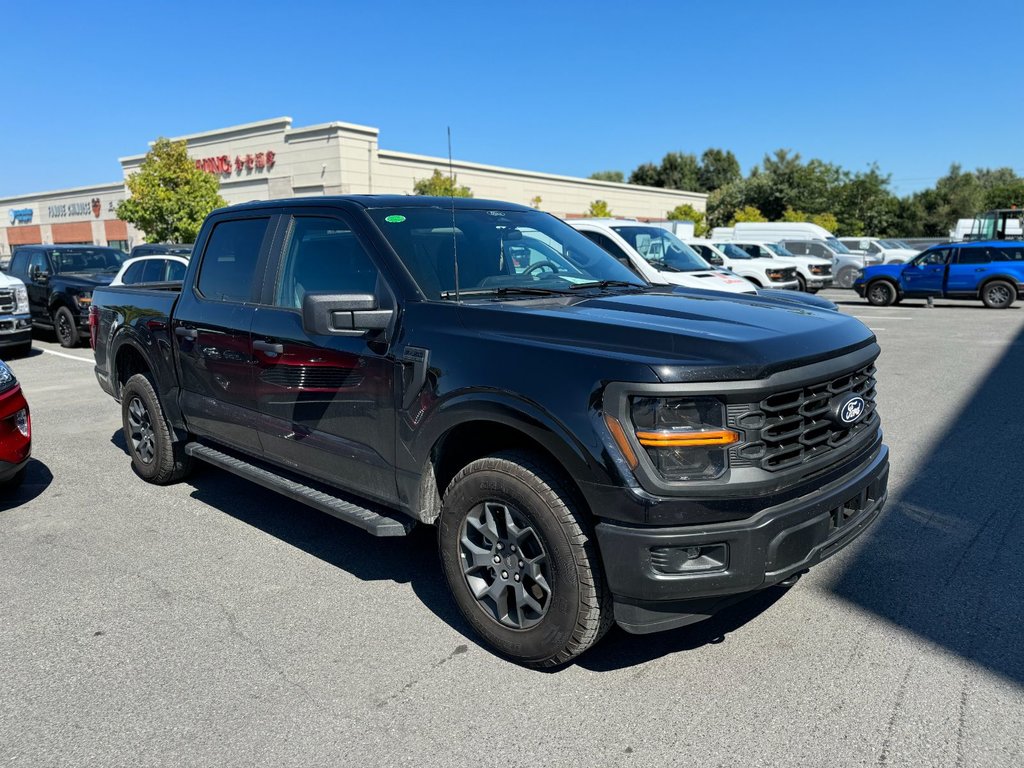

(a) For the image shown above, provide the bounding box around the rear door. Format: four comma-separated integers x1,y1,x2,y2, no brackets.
947,246,996,293
172,213,277,454
902,247,952,296
248,210,398,504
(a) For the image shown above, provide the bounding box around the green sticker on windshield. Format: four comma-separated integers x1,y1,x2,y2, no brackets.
384,214,406,223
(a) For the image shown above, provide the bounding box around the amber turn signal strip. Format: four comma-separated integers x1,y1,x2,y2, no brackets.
604,414,639,469
635,429,739,448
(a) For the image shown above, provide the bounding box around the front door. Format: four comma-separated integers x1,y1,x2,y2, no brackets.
902,248,952,296
249,213,398,505
26,252,51,320
171,214,275,454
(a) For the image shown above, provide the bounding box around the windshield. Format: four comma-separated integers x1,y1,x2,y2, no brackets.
879,239,901,249
718,243,753,259
827,237,852,254
764,242,794,257
610,226,711,272
49,248,125,273
367,207,645,299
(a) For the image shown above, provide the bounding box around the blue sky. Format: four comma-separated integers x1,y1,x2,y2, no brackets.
2,0,1019,198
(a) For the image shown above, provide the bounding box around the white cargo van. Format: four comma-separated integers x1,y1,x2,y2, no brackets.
569,219,756,294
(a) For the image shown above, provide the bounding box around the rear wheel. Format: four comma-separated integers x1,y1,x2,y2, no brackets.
121,373,193,484
438,451,612,668
835,266,859,290
53,306,79,348
866,280,897,307
981,280,1015,309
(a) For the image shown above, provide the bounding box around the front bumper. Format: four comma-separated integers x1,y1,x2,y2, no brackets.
595,443,888,634
806,276,832,289
0,314,32,348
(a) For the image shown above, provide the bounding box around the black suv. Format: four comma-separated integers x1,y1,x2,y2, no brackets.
8,245,126,347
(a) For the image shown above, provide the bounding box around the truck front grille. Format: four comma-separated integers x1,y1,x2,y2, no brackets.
728,363,878,472
0,289,15,313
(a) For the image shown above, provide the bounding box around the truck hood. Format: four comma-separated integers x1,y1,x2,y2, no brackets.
0,272,25,289
657,269,756,294
856,264,906,284
465,288,875,381
56,271,116,288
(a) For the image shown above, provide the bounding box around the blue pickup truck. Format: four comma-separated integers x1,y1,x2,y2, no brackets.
854,240,1024,308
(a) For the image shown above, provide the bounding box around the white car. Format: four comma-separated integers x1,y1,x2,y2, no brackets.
838,237,918,265
714,240,834,293
111,254,189,286
568,219,756,295
686,238,800,291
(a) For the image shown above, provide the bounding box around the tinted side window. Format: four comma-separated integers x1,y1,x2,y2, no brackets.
782,241,806,255
275,217,381,309
166,260,187,281
10,252,28,276
916,248,951,266
141,260,166,282
121,262,145,284
197,218,269,302
999,246,1024,261
957,248,992,265
29,252,48,276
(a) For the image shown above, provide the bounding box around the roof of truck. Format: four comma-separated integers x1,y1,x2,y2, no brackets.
223,195,536,213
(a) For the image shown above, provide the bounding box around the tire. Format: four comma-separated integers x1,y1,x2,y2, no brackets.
53,306,79,348
835,266,859,290
120,373,193,484
866,280,897,307
747,278,762,288
438,450,612,668
795,274,807,292
981,280,1016,309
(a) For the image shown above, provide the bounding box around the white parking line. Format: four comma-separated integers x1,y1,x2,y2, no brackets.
40,348,93,364
846,315,913,320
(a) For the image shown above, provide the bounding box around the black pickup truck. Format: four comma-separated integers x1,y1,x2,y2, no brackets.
91,196,888,667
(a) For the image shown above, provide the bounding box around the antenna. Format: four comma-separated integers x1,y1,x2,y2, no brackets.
448,126,460,303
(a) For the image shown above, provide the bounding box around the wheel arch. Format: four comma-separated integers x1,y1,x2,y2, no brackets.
403,397,603,525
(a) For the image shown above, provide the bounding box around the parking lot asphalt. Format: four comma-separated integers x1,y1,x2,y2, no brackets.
2,290,1022,767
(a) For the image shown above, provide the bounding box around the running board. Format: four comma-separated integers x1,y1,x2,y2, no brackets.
184,442,413,537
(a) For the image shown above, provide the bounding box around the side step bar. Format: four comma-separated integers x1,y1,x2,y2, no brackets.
184,442,414,537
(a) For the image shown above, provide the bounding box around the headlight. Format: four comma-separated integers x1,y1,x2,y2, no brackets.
808,264,830,275
766,270,787,281
0,361,14,390
14,285,28,313
75,291,93,307
629,396,737,481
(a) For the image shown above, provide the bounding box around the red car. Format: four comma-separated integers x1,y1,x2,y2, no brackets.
0,360,30,487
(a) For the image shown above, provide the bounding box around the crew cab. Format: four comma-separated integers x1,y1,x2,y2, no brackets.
8,245,125,347
92,196,889,667
718,240,834,293
855,240,1024,308
777,239,881,289
686,239,799,290
568,219,757,294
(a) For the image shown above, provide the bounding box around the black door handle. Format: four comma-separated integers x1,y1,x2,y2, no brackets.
174,326,197,340
253,340,284,354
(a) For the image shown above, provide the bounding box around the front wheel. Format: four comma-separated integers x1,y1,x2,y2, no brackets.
121,373,193,484
795,274,807,292
53,306,79,348
835,266,859,289
867,280,897,307
981,280,1016,309
438,451,612,668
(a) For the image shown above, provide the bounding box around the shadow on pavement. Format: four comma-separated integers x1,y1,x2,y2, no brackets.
0,458,54,510
830,323,1024,685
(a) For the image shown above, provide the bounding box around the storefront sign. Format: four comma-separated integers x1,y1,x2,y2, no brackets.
8,208,32,224
195,150,276,176
47,198,102,219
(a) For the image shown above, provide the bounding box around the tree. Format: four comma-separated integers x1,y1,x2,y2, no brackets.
587,200,613,217
530,195,543,209
667,203,707,236
698,148,741,192
413,169,473,197
810,212,839,233
590,170,624,183
731,205,767,224
116,137,226,243
657,152,703,191
628,163,661,187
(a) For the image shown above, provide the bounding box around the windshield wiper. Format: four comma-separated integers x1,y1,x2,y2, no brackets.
439,286,571,299
568,280,646,290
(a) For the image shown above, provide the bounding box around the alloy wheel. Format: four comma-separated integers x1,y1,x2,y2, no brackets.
127,396,156,464
459,501,552,629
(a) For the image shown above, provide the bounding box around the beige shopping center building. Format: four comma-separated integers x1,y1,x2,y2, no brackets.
0,116,706,255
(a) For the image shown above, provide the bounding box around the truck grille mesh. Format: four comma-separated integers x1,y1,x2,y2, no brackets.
728,363,878,472
259,365,363,390
0,289,14,313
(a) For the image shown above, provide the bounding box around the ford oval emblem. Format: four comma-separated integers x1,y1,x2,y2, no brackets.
831,393,867,426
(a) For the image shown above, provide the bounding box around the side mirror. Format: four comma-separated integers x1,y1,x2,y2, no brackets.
302,292,393,336
708,255,723,266
30,266,48,283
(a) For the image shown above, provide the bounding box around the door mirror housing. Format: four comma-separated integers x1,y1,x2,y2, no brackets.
302,292,393,337
707,254,723,266
30,266,49,283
